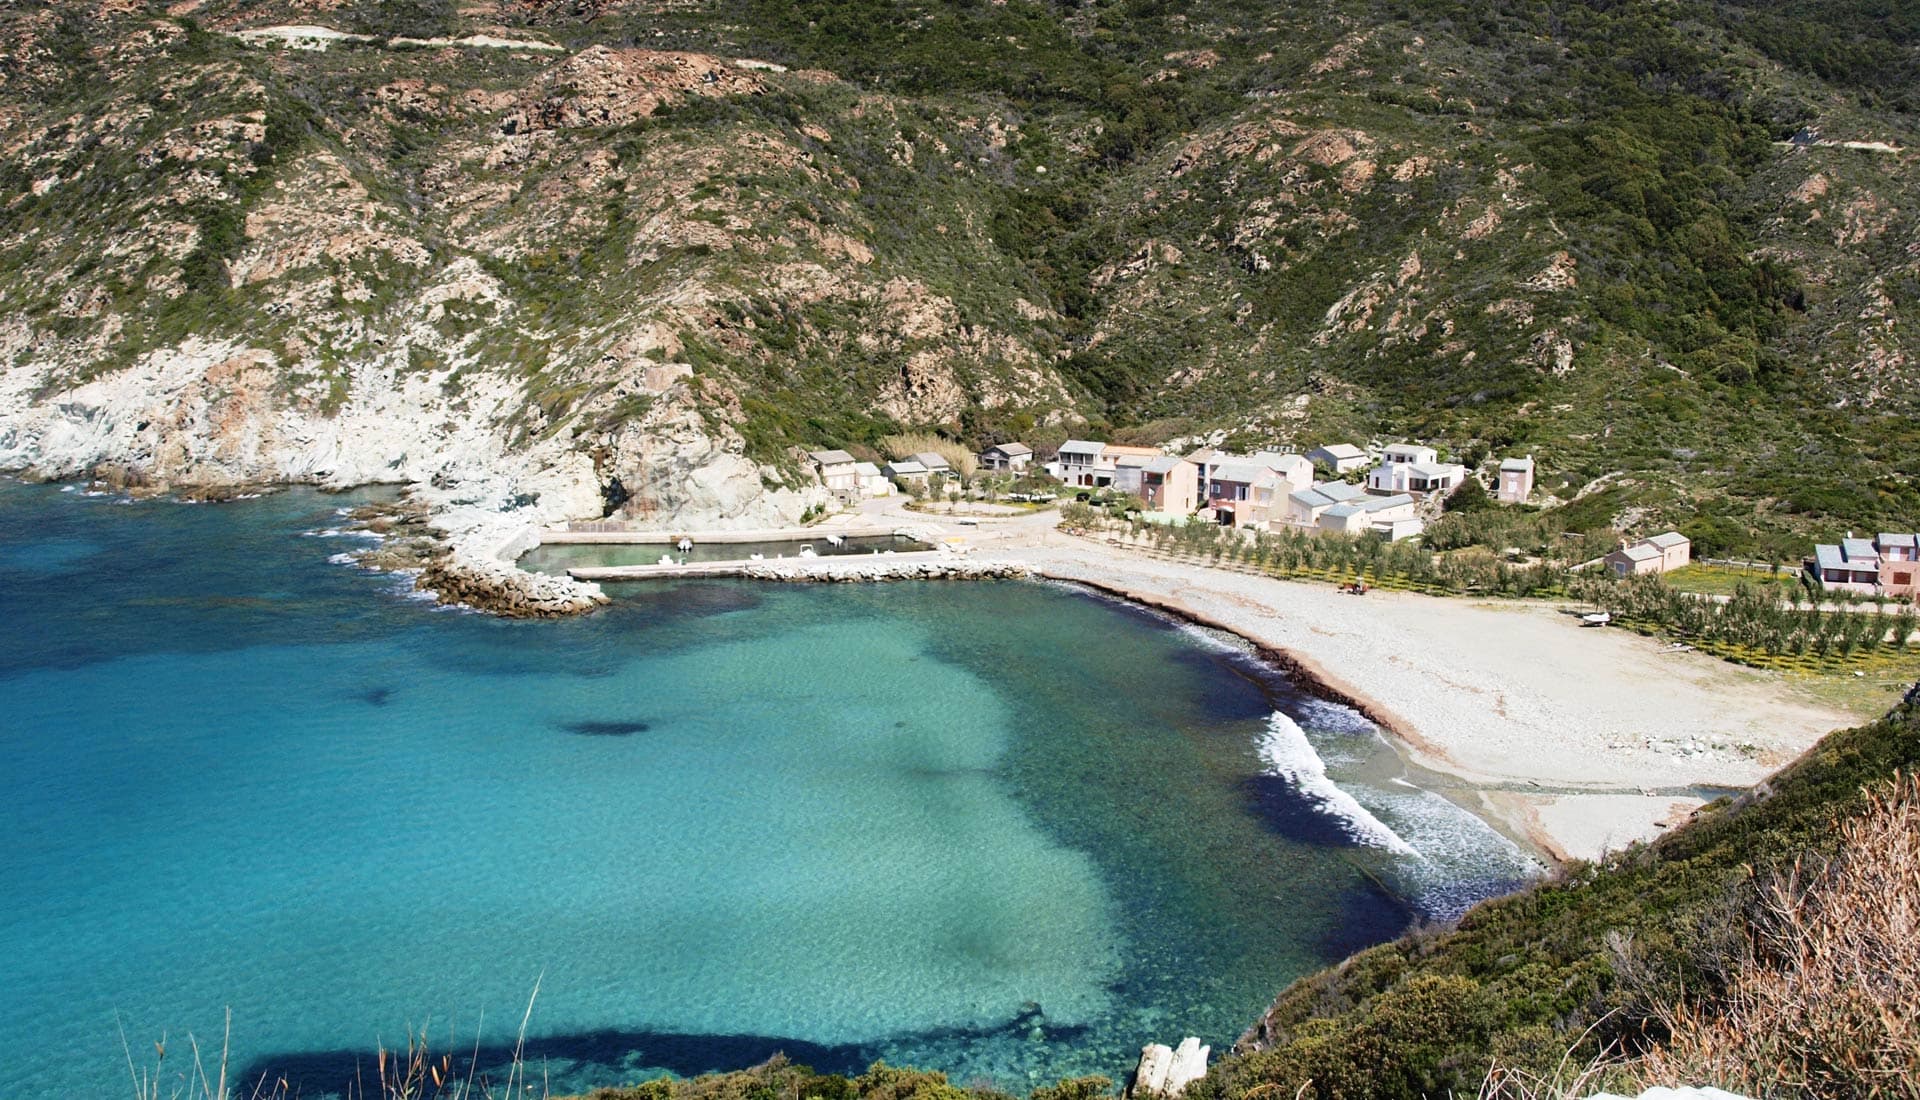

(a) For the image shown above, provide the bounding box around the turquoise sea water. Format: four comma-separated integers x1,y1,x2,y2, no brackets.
0,482,1532,1099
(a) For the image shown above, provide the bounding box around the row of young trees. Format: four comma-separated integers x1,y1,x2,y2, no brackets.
1569,572,1919,661
1063,506,1573,598
1061,506,1920,666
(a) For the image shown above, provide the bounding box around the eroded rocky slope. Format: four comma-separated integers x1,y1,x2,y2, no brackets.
2,0,1917,556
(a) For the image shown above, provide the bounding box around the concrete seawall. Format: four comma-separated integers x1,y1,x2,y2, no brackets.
540,524,919,545
570,554,1027,583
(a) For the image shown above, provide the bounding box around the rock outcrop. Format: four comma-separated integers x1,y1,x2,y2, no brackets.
417,553,608,617
1131,1037,1210,1098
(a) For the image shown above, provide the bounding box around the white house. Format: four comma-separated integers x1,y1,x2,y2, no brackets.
979,442,1033,473
1054,440,1164,487
853,461,893,497
1283,480,1369,528
883,459,930,486
1195,450,1315,524
1497,455,1535,504
1056,440,1107,486
1367,444,1467,499
808,450,859,498
1307,443,1371,474
910,452,953,476
1317,493,1421,540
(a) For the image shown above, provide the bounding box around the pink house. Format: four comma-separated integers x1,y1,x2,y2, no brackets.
1810,533,1920,599
1606,532,1691,577
1138,456,1201,514
1881,534,1920,599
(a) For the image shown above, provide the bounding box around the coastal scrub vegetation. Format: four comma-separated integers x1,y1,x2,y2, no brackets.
1187,689,1920,1100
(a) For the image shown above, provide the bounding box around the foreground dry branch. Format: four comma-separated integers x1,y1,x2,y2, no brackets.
1636,772,1920,1097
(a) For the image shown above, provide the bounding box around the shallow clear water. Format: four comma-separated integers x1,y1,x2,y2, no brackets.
0,482,1532,1099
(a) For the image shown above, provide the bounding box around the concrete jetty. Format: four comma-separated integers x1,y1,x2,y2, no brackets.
539,524,915,545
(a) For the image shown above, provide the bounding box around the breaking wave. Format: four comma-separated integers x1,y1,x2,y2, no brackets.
1259,711,1420,858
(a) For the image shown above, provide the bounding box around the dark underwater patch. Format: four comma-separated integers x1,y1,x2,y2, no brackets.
563,720,652,736
1241,772,1369,849
235,1011,1092,1098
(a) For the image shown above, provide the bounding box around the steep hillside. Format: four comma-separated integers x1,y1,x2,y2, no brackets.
2,0,1918,553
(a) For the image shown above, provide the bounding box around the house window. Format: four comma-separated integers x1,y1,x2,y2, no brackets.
1897,572,1914,586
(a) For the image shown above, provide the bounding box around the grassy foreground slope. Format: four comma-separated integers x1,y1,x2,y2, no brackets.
1193,685,1920,1099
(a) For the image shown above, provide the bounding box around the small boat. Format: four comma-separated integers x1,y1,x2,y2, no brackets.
797,545,818,558
677,537,693,552
825,533,846,547
658,554,676,566
749,553,764,561
1581,611,1612,627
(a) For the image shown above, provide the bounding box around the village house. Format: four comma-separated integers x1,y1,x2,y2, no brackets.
1054,439,1105,485
808,450,859,498
1191,450,1315,526
1317,493,1422,541
1203,464,1281,527
910,452,954,477
1053,440,1164,487
1137,456,1201,514
1808,533,1920,598
1284,480,1370,528
1366,444,1467,499
1605,531,1692,577
882,458,930,487
1111,452,1155,496
978,442,1033,473
1881,534,1920,599
1497,456,1535,504
853,461,893,497
1307,443,1371,475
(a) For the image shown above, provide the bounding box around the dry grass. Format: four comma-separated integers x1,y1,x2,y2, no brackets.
880,433,978,478
1474,1018,1624,1100
120,981,548,1100
1631,771,1920,1098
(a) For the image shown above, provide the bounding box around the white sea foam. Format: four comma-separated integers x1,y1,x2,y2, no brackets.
1350,782,1539,920
1260,711,1420,857
1175,620,1258,658
1295,696,1379,735
59,485,76,493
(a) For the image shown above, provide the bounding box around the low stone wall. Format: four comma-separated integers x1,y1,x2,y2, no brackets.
417,554,609,617
741,559,1030,583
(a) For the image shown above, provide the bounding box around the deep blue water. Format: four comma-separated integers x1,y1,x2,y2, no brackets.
0,482,1531,1099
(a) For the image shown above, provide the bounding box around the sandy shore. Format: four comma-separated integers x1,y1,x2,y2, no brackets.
916,513,1860,863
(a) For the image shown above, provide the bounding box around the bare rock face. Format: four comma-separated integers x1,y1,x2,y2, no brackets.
590,387,819,530
506,47,765,133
